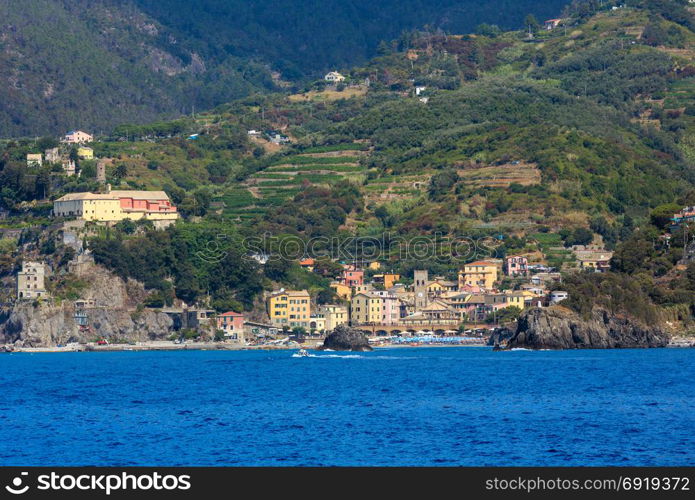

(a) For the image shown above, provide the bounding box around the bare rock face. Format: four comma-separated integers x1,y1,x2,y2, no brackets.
507,307,670,350
0,305,173,347
0,262,174,347
321,325,372,351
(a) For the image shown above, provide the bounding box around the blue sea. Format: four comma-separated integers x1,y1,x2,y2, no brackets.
0,347,693,466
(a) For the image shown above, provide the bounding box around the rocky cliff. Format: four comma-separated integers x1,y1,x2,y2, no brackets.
506,306,670,350
0,261,174,347
0,305,173,347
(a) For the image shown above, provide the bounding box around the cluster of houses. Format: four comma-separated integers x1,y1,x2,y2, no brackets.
263,256,577,335
25,130,95,176
672,206,695,227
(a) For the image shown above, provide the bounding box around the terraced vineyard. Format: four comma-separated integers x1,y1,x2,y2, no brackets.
218,143,370,220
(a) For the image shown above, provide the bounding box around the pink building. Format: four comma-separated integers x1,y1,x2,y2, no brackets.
216,312,244,339
372,290,401,325
343,269,364,287
118,192,178,215
505,256,528,277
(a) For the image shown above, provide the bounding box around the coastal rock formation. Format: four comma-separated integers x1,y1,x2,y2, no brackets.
506,306,670,350
321,325,372,351
487,327,514,349
0,304,173,347
0,261,174,347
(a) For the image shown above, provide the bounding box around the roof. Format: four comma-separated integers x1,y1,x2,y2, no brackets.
299,258,315,266
218,311,244,317
272,289,310,297
55,190,170,203
466,260,495,267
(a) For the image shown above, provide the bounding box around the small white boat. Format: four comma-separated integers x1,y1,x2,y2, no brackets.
296,348,309,357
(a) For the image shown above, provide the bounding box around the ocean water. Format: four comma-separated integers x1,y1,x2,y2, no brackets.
0,347,693,466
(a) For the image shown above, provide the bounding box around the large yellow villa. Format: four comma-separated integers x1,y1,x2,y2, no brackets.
53,188,178,227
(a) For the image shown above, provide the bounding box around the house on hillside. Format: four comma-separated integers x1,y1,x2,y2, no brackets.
26,153,43,167
45,147,61,164
77,146,94,160
544,19,563,30
63,130,93,144
17,261,48,300
53,187,179,227
324,71,345,83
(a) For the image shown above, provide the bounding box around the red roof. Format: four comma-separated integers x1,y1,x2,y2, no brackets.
299,258,315,266
218,311,244,317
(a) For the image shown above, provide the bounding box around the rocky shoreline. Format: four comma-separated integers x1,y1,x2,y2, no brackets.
505,306,671,350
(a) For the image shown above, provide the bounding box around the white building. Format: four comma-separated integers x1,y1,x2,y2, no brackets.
324,71,345,83
17,261,48,300
26,154,43,167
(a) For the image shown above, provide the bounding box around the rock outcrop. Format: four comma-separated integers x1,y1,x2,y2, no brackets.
0,261,174,347
506,306,670,350
0,304,173,347
321,325,373,351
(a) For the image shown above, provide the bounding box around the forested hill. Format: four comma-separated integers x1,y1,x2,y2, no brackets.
132,0,570,78
0,0,568,137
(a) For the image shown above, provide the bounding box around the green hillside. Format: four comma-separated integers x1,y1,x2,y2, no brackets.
0,0,569,136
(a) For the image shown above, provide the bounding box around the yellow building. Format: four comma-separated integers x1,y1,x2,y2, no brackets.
368,261,381,271
268,290,311,328
330,282,352,301
459,261,498,290
318,304,349,331
77,147,94,160
53,189,179,226
374,273,400,289
350,293,382,325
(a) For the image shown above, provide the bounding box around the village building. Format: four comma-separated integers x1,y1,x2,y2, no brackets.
459,261,498,290
505,256,529,276
299,258,315,272
373,273,400,289
45,147,61,164
216,311,245,341
17,261,48,300
53,187,179,227
62,159,76,176
544,18,563,30
267,289,311,329
324,71,345,83
427,278,458,297
63,130,93,144
309,314,326,333
26,153,43,167
368,261,381,271
318,304,349,331
574,249,613,272
550,291,569,304
330,281,352,301
77,146,94,160
672,206,695,227
350,292,400,326
342,268,364,287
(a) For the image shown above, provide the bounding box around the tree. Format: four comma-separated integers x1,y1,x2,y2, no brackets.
650,203,681,230
113,163,128,181
524,14,540,33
